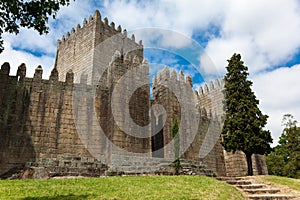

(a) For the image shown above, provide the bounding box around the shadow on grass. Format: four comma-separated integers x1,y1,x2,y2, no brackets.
21,194,92,200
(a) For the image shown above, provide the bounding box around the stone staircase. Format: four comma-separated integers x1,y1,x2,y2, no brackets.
217,177,299,200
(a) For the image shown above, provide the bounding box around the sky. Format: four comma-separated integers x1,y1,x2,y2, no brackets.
1,0,300,145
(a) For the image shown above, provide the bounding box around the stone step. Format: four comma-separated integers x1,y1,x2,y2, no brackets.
244,188,281,194
226,180,252,185
248,194,296,200
237,184,265,189
216,177,244,181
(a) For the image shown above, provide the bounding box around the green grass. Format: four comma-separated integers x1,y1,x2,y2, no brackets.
260,175,300,191
0,176,243,200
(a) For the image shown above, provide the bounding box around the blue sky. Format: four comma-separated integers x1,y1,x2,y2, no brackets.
1,0,300,145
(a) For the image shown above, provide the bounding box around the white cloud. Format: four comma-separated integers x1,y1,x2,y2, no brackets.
252,64,300,145
0,41,54,78
103,0,227,44
201,0,300,76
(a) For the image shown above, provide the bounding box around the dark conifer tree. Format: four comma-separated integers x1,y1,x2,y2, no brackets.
221,53,272,176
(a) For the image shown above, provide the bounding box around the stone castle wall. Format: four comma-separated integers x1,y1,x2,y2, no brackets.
55,10,143,85
151,67,226,176
0,10,269,178
95,50,151,156
151,67,268,176
0,63,93,175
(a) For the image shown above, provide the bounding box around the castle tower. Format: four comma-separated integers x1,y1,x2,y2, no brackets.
55,10,143,85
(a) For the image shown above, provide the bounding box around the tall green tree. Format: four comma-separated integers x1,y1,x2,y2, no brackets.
221,53,272,176
0,0,73,53
266,114,300,178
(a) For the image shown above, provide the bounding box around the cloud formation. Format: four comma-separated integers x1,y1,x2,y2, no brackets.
252,64,300,143
201,0,300,76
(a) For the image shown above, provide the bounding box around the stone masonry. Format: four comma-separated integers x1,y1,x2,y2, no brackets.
0,10,268,178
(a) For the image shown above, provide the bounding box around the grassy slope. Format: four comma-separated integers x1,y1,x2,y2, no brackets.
0,176,243,200
259,175,300,191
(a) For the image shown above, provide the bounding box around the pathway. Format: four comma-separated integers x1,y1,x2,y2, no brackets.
217,176,299,200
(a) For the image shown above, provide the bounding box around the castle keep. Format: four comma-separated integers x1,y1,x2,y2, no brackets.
0,10,268,178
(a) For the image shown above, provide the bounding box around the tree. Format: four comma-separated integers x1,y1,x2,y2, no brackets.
221,53,272,176
0,0,73,53
266,114,300,178
172,117,180,175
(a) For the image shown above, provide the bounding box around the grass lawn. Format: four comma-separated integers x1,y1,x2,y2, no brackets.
0,176,243,200
259,175,300,191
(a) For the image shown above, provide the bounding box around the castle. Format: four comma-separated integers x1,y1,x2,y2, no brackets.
0,10,268,178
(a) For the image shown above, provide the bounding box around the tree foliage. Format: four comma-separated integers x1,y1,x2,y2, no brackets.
266,114,300,178
221,53,272,176
0,0,73,53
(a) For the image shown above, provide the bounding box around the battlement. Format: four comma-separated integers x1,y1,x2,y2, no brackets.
152,66,193,88
57,10,142,48
109,50,149,67
55,10,144,84
198,78,225,97
0,10,268,179
0,62,86,85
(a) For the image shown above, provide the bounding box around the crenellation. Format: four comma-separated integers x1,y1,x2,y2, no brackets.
139,40,143,46
17,63,26,80
0,62,10,75
171,69,177,80
103,17,109,26
49,67,59,82
110,22,115,30
33,65,43,80
123,29,127,37
83,18,88,26
89,15,93,22
193,90,199,97
155,67,196,88
57,39,62,46
56,10,143,83
61,35,65,43
214,79,220,88
157,72,161,82
66,32,70,40
186,74,192,87
221,77,226,86
209,81,214,91
0,10,269,179
117,25,122,32
76,24,81,31
204,84,209,93
199,86,204,96
131,34,135,42
161,66,170,81
94,10,101,20
179,70,185,82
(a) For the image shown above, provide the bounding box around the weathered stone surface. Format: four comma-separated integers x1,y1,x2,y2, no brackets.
0,10,268,178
